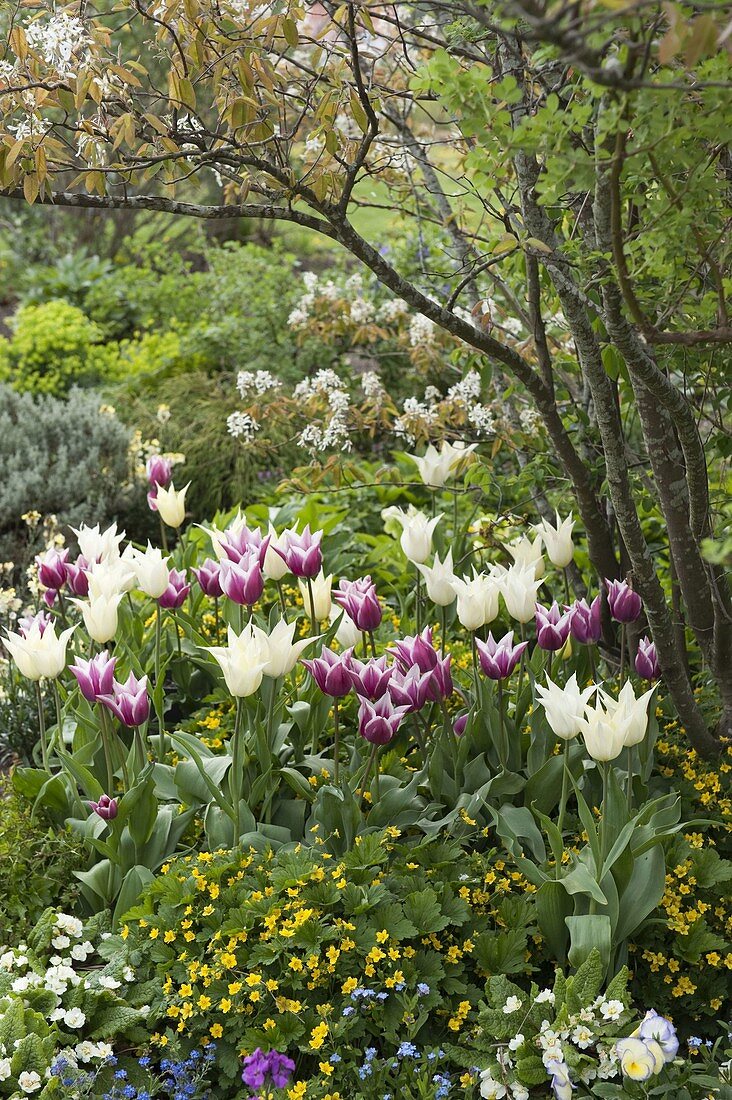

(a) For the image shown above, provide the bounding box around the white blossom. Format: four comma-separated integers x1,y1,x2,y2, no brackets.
409,314,435,347
25,12,90,75
226,411,260,442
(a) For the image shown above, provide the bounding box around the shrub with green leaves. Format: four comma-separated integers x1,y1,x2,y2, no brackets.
109,832,536,1095
0,779,86,943
0,908,151,1099
0,300,116,396
0,384,131,566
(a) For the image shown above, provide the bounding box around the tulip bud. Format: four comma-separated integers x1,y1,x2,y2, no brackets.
281,525,323,579
535,602,571,651
476,631,528,680
146,455,173,490
205,624,267,697
357,695,409,745
299,570,332,621
72,592,123,644
36,548,69,592
334,577,382,632
155,482,190,529
568,596,602,645
605,578,642,623
88,794,118,821
193,559,223,599
634,636,659,681
415,549,456,607
158,568,190,610
535,511,575,569
302,646,353,698
128,543,170,599
220,553,264,607
99,672,150,727
70,652,117,704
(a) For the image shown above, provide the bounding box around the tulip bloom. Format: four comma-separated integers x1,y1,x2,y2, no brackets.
578,696,630,761
4,620,75,681
252,618,316,678
535,602,571,651
73,592,123,644
219,552,265,606
99,672,150,727
388,664,434,712
334,576,382,632
452,569,502,630
155,482,190,529
146,455,173,490
70,652,117,704
476,631,528,680
605,578,642,623
128,543,170,599
36,548,69,592
453,711,469,737
536,673,596,741
86,559,136,600
158,568,191,610
389,627,452,701
88,794,118,821
635,636,660,681
262,525,290,580
415,549,456,607
18,611,50,638
383,505,442,565
72,522,125,565
349,655,394,701
601,681,655,748
299,570,333,621
358,695,410,745
506,533,544,579
65,557,90,597
329,604,360,649
302,646,353,698
279,524,323,579
408,440,477,488
535,511,575,569
206,624,267,697
501,562,542,623
218,524,269,565
568,596,602,644
193,558,223,599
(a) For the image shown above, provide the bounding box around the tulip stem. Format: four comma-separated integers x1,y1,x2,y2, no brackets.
35,681,48,772
159,516,168,553
360,742,378,799
306,577,316,633
333,698,340,785
154,603,166,755
599,760,611,877
368,630,377,659
213,596,220,639
361,631,369,659
497,679,506,771
97,704,118,792
619,623,626,680
276,581,288,622
173,613,182,659
563,567,571,606
557,739,570,838
232,697,244,843
440,605,448,656
415,568,422,634
626,752,633,812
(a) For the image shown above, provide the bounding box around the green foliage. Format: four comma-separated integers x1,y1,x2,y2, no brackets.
0,300,115,396
106,833,534,1093
0,385,131,566
0,779,85,943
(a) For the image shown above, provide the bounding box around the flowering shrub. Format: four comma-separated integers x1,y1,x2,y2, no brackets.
0,300,116,396
107,833,535,1094
0,908,150,1098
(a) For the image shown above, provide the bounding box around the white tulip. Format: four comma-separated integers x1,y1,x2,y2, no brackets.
72,522,124,564
86,559,135,598
601,681,655,748
383,505,443,565
536,673,596,741
73,592,122,645
452,569,502,630
578,696,631,761
329,604,361,649
506,533,545,579
409,440,477,489
299,570,333,621
263,525,289,580
4,621,75,681
501,561,542,623
535,511,575,569
206,624,266,697
128,543,170,599
416,548,457,606
252,618,316,678
155,482,189,528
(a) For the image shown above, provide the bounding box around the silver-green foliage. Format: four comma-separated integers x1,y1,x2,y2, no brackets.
0,384,131,559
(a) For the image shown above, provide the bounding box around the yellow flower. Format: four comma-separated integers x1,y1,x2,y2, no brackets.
149,928,159,939
245,973,262,986
209,1023,223,1039
319,1062,334,1076
289,958,304,972
220,999,232,1013
288,1084,306,1100
198,995,212,1011
228,982,242,995
341,977,358,995
309,1022,328,1050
